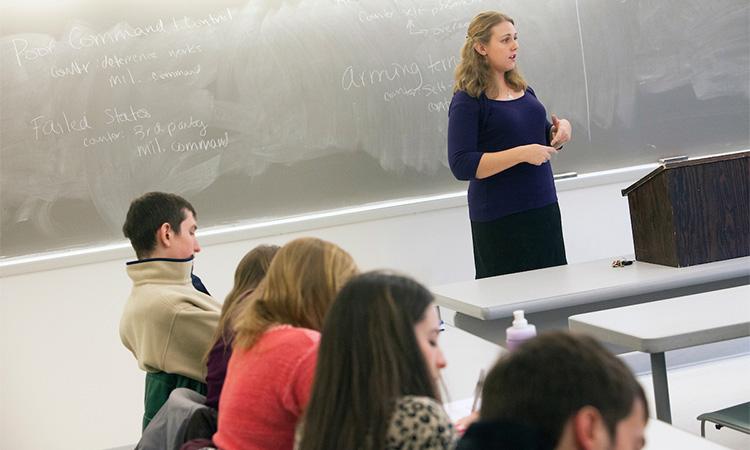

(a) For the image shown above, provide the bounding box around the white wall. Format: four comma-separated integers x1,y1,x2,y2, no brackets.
0,179,637,450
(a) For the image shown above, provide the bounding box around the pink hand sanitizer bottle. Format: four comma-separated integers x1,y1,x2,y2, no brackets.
505,310,537,351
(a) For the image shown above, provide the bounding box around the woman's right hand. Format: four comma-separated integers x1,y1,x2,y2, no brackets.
519,144,558,166
454,411,480,435
476,144,557,179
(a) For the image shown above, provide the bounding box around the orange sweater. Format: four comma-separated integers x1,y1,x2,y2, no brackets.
213,325,319,450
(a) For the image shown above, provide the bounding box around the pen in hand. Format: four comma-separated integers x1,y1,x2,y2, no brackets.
456,369,486,435
471,369,486,413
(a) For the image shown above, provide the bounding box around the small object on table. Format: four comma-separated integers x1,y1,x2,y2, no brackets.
611,258,634,268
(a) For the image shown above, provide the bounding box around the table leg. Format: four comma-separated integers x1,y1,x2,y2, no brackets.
650,352,672,423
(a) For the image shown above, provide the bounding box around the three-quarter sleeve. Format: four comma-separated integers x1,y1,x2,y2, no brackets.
447,92,484,181
527,87,553,146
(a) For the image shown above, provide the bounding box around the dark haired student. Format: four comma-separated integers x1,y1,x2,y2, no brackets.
448,11,573,278
119,192,220,430
298,271,455,450
457,332,648,450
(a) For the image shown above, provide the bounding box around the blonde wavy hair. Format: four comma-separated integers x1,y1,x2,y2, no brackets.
453,11,527,98
233,237,358,350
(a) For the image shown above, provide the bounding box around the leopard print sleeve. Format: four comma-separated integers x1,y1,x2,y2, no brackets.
385,395,456,450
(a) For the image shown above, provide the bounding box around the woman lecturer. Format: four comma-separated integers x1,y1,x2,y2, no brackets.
448,11,573,278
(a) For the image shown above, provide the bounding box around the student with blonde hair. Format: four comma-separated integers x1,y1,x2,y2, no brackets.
448,11,573,279
212,237,358,450
298,271,454,450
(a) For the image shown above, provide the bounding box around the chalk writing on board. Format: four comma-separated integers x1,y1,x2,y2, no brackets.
406,19,470,37
103,106,151,125
137,139,165,157
30,113,93,140
133,118,208,140
67,22,168,50
171,9,234,30
171,133,230,153
340,53,457,106
358,9,395,23
1,0,747,260
50,60,92,79
108,69,138,87
11,38,56,67
101,52,158,69
151,64,202,81
168,43,203,58
341,62,422,91
83,131,123,148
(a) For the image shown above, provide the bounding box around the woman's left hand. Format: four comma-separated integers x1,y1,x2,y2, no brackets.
550,114,572,149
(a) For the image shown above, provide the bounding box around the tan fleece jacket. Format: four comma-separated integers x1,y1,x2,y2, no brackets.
120,258,221,382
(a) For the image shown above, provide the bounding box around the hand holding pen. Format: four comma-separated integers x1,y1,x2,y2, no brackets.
455,369,485,434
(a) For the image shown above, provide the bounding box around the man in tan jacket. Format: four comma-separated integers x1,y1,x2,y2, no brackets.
119,192,220,430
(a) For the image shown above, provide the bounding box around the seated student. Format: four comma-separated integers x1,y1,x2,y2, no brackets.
457,331,648,450
297,271,456,450
176,245,281,445
212,237,358,450
204,244,280,410
120,192,221,430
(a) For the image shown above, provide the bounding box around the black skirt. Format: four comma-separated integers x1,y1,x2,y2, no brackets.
471,202,567,279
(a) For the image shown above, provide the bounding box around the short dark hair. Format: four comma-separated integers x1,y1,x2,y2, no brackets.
480,331,647,445
122,192,196,259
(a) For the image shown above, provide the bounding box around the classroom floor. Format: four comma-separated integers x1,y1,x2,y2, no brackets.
440,324,750,450
637,354,750,450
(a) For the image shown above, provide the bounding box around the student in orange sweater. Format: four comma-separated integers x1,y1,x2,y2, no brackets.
212,237,358,450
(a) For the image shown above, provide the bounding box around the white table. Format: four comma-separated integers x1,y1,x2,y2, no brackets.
440,323,504,400
445,398,731,450
645,419,731,449
432,257,749,320
569,285,750,424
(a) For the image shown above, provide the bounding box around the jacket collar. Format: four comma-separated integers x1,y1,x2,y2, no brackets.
126,256,195,285
126,255,195,265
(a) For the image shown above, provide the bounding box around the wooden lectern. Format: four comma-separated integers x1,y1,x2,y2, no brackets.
622,151,750,267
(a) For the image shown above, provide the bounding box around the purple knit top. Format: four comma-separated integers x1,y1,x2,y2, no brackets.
447,87,558,222
204,335,232,410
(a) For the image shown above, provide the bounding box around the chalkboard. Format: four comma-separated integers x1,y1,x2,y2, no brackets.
1,0,748,259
